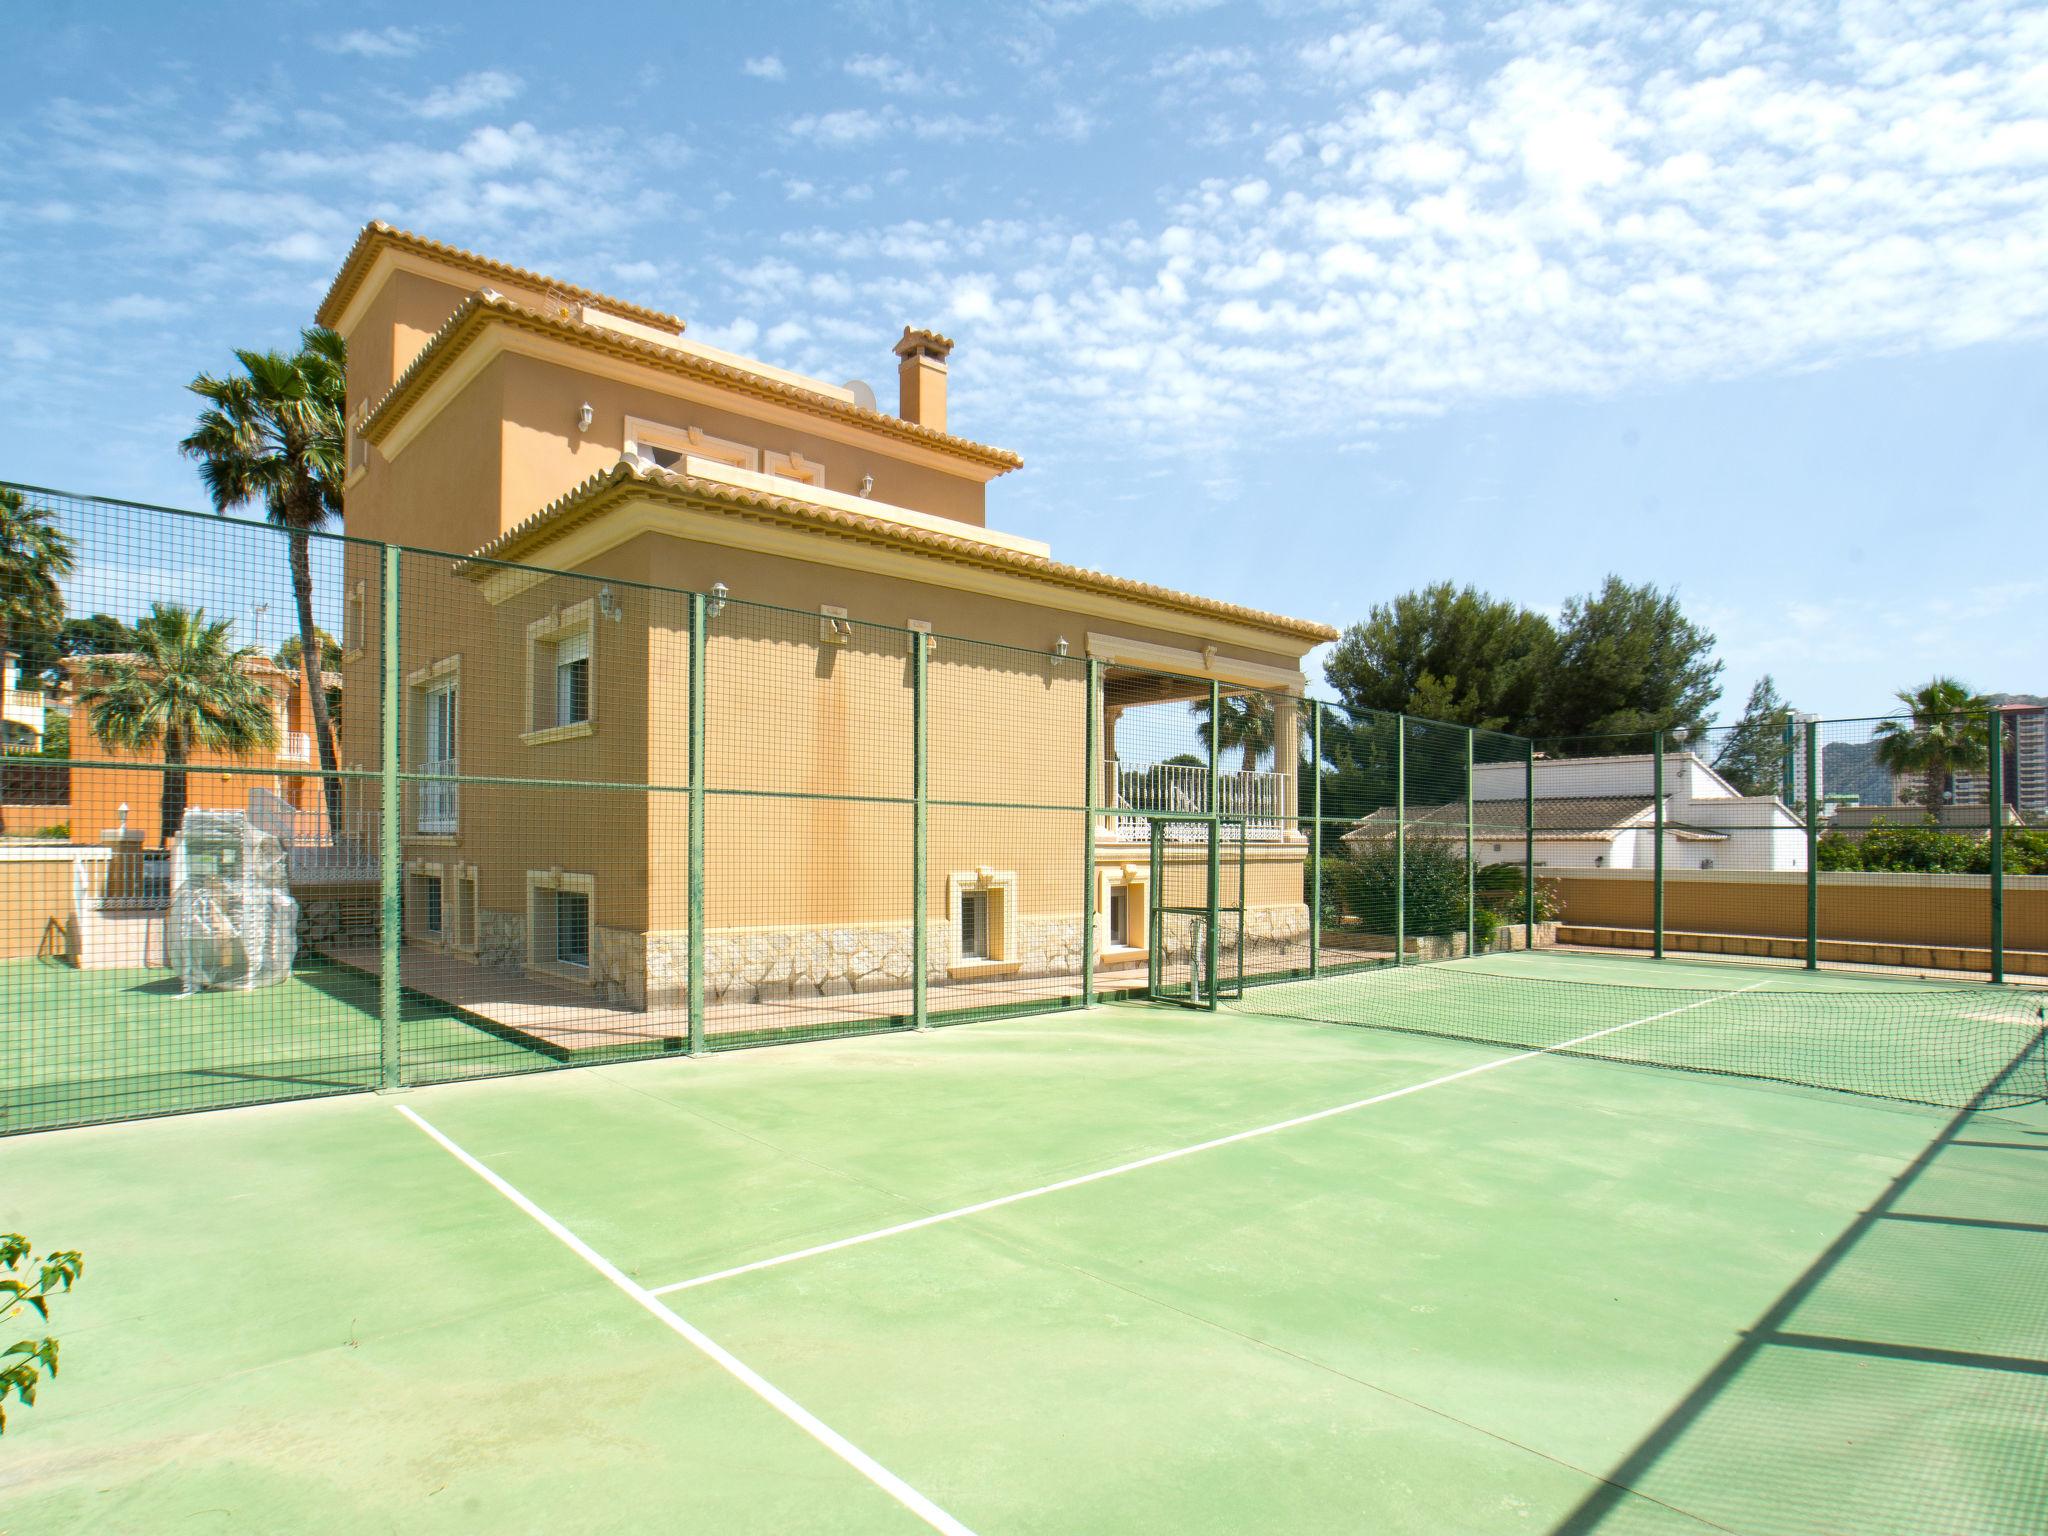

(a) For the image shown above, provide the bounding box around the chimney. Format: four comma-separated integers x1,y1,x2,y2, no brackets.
894,326,954,433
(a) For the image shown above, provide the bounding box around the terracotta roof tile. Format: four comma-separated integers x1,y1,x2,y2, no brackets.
455,460,1337,645
360,291,1024,474
315,221,683,332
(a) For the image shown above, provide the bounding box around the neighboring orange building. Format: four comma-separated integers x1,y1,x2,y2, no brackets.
318,222,1336,1010
63,653,337,847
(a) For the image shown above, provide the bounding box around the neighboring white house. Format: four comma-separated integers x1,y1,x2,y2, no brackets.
1,652,48,749
1345,751,1810,872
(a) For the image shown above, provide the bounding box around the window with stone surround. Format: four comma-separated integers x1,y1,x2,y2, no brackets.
947,868,1018,975
527,868,596,980
624,417,757,473
524,599,596,745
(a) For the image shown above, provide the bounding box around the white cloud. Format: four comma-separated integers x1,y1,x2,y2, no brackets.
1301,23,1443,81
844,54,934,95
743,55,786,81
260,231,331,263
787,108,889,147
318,27,425,59
413,70,523,121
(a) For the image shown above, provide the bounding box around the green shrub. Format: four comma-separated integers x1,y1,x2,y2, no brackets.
32,824,67,840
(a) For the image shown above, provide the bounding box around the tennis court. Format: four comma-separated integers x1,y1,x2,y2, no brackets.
5,951,2044,1534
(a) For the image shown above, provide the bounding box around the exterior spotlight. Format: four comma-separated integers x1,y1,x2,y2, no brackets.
576,401,593,432
707,581,729,618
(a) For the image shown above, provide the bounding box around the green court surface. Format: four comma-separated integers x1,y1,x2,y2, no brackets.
3,953,2043,1534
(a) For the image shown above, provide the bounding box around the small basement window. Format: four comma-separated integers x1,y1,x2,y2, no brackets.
960,890,992,961
555,890,590,968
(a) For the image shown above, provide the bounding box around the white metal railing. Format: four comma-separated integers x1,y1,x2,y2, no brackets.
418,759,459,834
279,730,314,762
248,786,379,882
1103,760,1292,841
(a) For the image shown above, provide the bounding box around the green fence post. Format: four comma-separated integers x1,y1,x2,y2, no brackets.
1988,708,2005,985
1206,678,1222,1008
1652,729,1666,961
377,543,401,1092
1464,725,1476,959
1781,717,1797,803
1394,713,1406,966
1804,718,1820,972
1309,702,1323,978
912,634,929,1030
687,590,707,1054
1524,737,1535,950
1082,656,1099,1007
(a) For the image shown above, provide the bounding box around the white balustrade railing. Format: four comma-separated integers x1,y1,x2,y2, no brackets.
248,785,379,882
1103,760,1293,841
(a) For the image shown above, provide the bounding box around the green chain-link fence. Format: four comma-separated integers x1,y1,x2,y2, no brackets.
0,482,2037,1135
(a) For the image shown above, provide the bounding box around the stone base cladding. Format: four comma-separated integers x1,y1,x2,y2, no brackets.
457,905,1309,1010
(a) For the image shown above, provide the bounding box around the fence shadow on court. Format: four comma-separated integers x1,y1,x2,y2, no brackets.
1553,1037,2048,1536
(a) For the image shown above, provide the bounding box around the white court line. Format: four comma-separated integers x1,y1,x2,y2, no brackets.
652,980,1770,1296
395,1103,977,1536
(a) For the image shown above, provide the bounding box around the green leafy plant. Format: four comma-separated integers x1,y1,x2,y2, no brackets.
1818,820,2048,876
1328,836,1472,938
33,823,68,840
2,1233,83,1433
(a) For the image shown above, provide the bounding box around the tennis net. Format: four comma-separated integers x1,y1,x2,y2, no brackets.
1231,965,2048,1110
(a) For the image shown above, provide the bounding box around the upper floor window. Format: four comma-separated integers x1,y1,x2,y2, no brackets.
524,599,597,744
762,448,823,486
406,655,460,835
624,417,757,474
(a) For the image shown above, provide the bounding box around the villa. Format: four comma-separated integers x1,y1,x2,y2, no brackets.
317,224,1336,1018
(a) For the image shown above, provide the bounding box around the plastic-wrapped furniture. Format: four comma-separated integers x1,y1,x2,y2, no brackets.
166,811,299,992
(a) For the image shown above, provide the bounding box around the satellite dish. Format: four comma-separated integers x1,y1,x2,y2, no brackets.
843,379,878,412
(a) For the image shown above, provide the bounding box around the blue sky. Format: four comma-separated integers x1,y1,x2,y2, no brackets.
3,0,2044,720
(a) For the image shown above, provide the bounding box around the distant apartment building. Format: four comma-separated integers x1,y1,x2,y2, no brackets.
1937,701,2046,814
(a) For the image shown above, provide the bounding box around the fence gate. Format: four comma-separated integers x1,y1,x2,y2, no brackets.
1144,815,1245,1009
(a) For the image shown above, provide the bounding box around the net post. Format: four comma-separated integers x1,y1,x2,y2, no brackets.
376,542,401,1093
1205,815,1222,1011
1309,701,1323,978
1082,656,1099,1007
1988,706,2005,985
912,633,929,1030
1394,713,1406,966
1804,717,1820,972
1464,725,1475,959
1147,819,1162,998
1523,736,1535,950
1206,678,1222,1009
1652,729,1665,961
686,589,707,1054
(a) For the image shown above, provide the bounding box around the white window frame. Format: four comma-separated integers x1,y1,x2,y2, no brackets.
523,599,598,746
525,867,598,984
624,416,758,473
407,656,461,836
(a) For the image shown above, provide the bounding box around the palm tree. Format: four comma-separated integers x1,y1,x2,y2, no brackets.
77,604,278,845
1873,677,1991,817
1190,691,1277,773
180,326,347,835
0,488,77,702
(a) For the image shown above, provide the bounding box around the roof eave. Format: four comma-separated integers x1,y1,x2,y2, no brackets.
359,296,1025,475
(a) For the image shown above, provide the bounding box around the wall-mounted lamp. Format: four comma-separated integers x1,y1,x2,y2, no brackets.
857,473,875,498
1672,724,1691,744
1052,636,1071,665
706,581,729,618
597,585,624,624
576,401,594,433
